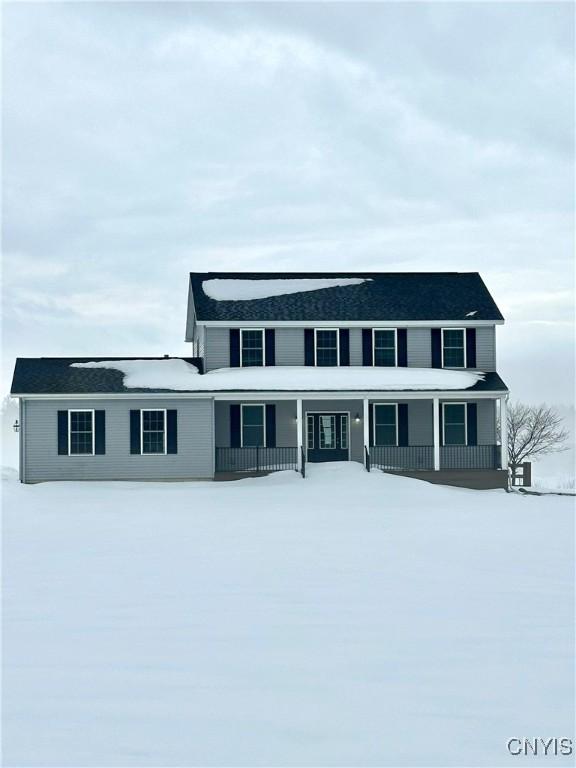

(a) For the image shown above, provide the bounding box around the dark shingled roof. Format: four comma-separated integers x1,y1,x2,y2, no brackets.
11,358,508,395
11,357,204,395
190,272,504,322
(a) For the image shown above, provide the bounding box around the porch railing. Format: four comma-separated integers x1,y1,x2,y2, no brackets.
215,446,298,473
440,445,501,470
369,445,501,471
370,445,435,471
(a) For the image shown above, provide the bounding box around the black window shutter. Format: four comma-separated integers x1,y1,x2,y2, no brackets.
57,411,68,455
339,329,350,366
167,410,178,454
130,410,141,454
230,404,241,447
466,328,477,368
265,329,275,366
398,403,409,446
431,329,442,368
467,403,478,446
362,329,373,366
95,410,106,455
397,329,408,367
230,329,240,367
368,405,374,447
265,404,276,447
304,329,315,366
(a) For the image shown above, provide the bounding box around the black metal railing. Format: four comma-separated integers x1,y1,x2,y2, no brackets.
300,446,306,478
365,445,371,472
215,447,298,473
440,445,501,470
370,445,435,471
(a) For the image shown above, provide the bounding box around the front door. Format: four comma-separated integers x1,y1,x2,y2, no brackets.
306,413,349,462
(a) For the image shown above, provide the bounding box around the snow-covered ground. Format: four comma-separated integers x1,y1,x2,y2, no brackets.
2,464,574,767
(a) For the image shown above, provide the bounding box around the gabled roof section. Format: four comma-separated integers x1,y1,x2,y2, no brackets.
189,272,504,323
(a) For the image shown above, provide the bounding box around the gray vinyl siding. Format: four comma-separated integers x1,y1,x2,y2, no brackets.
476,399,496,443
204,327,230,370
407,328,431,368
406,399,433,445
475,326,496,371
202,325,496,370
22,398,214,483
275,329,305,366
215,400,297,448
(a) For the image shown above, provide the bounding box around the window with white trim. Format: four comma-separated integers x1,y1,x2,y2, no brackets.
306,414,314,450
240,329,264,367
315,329,339,366
443,403,467,445
241,405,265,447
340,416,348,450
373,329,397,367
69,410,94,455
442,329,466,368
373,404,398,446
142,409,166,454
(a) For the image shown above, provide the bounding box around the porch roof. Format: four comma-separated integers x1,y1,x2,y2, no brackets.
11,358,508,395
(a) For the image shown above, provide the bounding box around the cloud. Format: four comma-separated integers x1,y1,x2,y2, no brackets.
2,2,573,404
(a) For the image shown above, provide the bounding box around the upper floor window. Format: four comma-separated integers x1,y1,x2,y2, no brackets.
373,329,397,367
315,329,339,366
443,403,467,445
241,329,264,367
69,410,94,455
241,404,265,446
141,409,166,455
442,329,466,368
373,404,398,446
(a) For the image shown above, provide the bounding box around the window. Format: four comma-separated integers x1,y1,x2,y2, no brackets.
307,414,314,450
442,329,466,368
141,409,166,454
240,329,264,367
315,329,339,366
340,416,348,450
319,415,336,448
443,403,467,445
373,329,397,366
373,404,398,446
69,410,94,455
241,405,265,447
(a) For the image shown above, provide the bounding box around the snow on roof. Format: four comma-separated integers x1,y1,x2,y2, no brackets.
72,360,484,392
202,278,370,301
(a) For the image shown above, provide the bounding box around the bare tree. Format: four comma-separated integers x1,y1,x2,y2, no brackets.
506,402,569,470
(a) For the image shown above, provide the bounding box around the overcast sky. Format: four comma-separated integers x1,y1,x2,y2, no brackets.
3,2,574,405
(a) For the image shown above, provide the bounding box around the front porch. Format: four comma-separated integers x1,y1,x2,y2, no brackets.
213,394,509,488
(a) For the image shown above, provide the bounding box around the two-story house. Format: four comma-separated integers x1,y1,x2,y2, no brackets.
11,271,510,488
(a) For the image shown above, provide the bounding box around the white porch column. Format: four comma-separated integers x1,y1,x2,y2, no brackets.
500,396,509,470
433,396,440,471
363,398,370,450
296,398,303,470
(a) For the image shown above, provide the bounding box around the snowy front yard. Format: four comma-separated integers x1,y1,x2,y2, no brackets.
2,464,574,767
